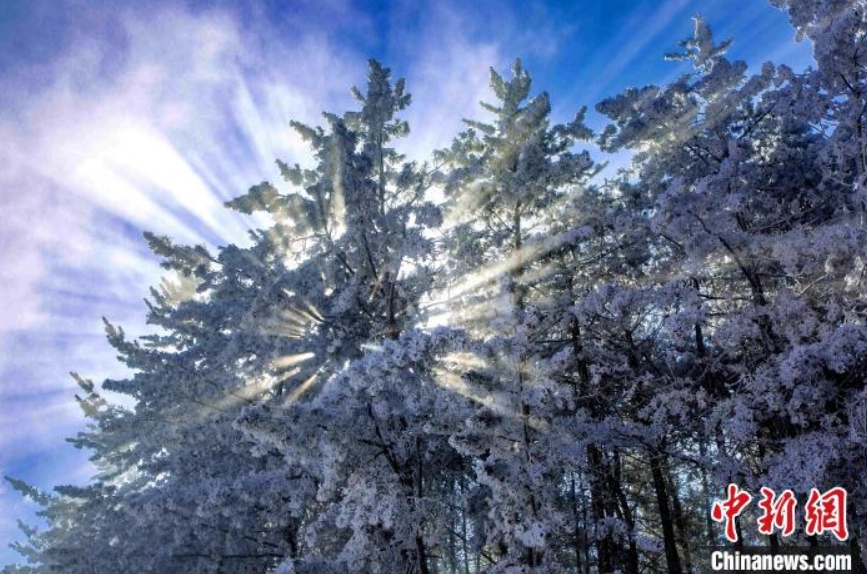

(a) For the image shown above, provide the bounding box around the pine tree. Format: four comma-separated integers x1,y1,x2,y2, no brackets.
436,59,597,572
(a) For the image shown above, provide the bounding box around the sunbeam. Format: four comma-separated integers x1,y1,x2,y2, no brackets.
271,352,317,370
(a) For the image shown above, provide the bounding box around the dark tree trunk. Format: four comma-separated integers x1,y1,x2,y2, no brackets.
651,451,684,574
666,464,693,573
588,445,617,574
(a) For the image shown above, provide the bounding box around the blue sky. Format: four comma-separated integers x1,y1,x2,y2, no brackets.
0,0,811,564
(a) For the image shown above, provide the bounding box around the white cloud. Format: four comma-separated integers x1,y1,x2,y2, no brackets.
399,4,504,160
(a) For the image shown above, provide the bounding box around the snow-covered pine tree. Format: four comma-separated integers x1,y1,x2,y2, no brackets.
436,59,598,572
4,59,444,574
233,61,473,574
598,12,867,568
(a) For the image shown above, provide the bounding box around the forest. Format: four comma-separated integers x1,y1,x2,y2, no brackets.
4,1,867,573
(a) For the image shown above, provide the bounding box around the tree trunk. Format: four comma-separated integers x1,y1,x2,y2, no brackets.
571,474,585,574
588,445,616,574
666,463,693,574
650,451,684,574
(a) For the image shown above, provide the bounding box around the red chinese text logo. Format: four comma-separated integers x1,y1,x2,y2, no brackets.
712,484,752,543
805,487,848,541
710,485,848,543
756,487,797,537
